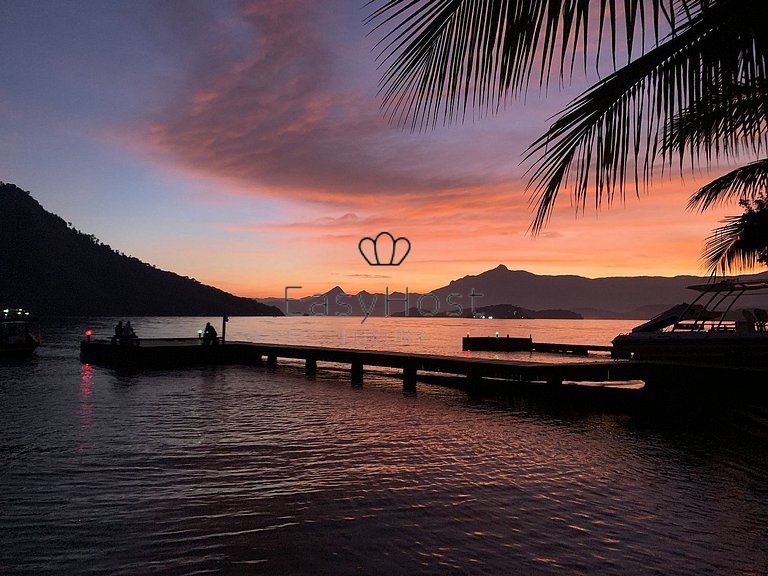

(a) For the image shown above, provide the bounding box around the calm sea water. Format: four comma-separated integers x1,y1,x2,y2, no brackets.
2,317,768,575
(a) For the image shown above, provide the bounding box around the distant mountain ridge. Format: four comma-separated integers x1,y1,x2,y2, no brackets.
0,182,283,316
433,264,768,316
262,266,768,320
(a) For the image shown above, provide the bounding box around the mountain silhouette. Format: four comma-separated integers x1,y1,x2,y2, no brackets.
263,265,768,319
430,263,768,316
0,182,283,316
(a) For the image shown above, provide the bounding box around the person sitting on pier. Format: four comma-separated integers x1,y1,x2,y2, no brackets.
111,320,124,345
203,322,218,345
755,308,768,332
742,309,758,331
123,321,138,346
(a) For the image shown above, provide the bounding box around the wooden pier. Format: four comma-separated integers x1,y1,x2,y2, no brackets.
79,338,768,400
81,338,631,384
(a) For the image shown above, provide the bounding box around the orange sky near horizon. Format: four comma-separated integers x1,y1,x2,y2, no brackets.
179,171,739,299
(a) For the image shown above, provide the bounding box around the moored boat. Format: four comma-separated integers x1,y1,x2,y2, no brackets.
1,308,40,357
612,280,768,365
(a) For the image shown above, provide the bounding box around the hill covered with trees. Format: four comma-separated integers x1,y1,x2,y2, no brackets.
0,182,282,316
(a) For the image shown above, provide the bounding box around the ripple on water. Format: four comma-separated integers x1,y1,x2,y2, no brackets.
2,322,768,574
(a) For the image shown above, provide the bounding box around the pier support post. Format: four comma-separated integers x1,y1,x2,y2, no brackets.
465,368,484,400
351,363,364,385
466,368,483,385
403,366,417,391
267,355,277,369
305,358,317,376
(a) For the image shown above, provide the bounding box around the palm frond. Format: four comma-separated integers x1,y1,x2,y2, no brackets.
525,0,768,232
367,0,768,237
688,158,768,211
663,79,768,164
365,0,680,130
703,204,768,274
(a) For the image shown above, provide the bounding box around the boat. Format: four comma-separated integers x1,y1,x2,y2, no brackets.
1,308,40,357
612,280,768,365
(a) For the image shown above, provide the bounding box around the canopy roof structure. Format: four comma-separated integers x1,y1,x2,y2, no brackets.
687,280,768,293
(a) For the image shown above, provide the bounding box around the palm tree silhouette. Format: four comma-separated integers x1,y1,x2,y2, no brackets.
367,0,768,272
704,194,768,273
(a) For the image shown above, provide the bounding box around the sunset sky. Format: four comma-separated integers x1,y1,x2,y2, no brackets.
0,0,743,298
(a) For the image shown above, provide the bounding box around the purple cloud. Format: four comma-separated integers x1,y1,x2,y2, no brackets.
149,0,541,204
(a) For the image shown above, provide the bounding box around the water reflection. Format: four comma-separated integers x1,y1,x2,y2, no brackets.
1,318,766,575
79,363,93,429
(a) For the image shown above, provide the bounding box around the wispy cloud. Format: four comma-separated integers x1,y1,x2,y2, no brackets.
148,0,534,206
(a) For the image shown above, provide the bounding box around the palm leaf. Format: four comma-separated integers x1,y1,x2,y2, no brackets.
687,159,768,211
366,0,679,130
663,79,768,164
525,0,768,231
703,204,768,273
367,0,768,235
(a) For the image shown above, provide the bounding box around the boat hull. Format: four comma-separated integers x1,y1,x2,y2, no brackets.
612,332,768,365
0,342,39,358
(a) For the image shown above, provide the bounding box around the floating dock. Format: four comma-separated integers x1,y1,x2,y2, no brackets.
462,336,613,355
80,338,768,402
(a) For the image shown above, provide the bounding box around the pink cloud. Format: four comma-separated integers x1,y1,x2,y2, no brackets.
148,0,537,205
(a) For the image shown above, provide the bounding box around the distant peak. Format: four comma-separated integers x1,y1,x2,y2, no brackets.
482,264,511,275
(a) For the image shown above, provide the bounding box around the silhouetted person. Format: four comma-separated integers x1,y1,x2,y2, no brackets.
203,322,217,345
755,308,768,332
123,321,137,345
742,309,757,331
112,320,123,345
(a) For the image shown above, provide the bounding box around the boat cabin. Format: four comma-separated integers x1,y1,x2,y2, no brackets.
1,308,40,355
612,280,768,363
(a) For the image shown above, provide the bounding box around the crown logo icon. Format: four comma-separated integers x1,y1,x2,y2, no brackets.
358,231,411,266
